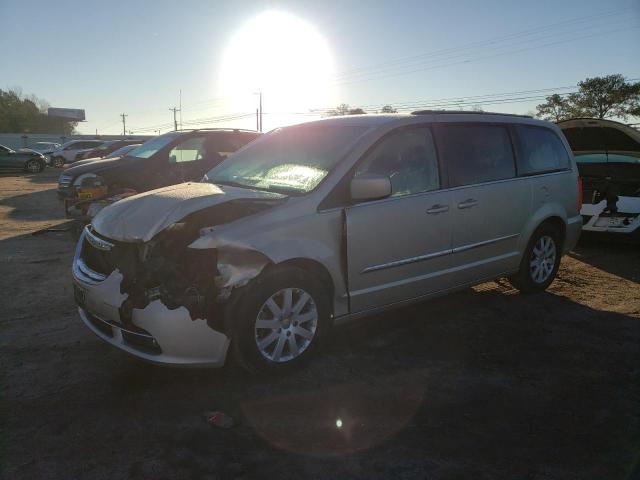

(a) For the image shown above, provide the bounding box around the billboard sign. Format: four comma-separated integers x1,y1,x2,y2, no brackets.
48,108,86,121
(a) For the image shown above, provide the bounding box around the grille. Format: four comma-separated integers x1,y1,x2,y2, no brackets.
80,227,138,277
58,174,72,188
84,310,161,354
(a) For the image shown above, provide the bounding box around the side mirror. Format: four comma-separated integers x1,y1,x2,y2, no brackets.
350,173,392,202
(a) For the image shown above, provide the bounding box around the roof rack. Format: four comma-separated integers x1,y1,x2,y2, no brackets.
174,128,260,133
411,110,532,118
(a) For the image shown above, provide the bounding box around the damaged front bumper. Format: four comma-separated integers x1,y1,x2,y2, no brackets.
72,228,231,367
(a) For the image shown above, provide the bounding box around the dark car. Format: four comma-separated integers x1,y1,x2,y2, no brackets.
75,139,145,161
0,143,47,173
58,128,260,220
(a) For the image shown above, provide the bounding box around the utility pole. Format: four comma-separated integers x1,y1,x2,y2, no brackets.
179,89,182,130
254,91,262,132
120,113,127,136
256,109,259,131
259,91,262,132
170,107,180,131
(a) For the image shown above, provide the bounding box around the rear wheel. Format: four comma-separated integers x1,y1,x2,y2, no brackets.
52,156,65,168
509,223,562,293
25,159,43,173
229,266,330,373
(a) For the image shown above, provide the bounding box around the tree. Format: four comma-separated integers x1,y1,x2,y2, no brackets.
0,88,77,134
326,104,367,116
536,94,573,122
569,75,640,119
380,105,397,113
536,75,640,122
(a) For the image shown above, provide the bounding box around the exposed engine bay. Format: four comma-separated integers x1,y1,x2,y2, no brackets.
80,196,282,335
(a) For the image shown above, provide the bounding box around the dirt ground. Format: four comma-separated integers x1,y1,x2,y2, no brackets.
1,169,639,480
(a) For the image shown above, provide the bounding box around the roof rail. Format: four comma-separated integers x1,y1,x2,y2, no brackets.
173,128,260,133
411,110,532,118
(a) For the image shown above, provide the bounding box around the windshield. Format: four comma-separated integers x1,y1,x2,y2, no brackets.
128,133,181,159
206,125,367,194
107,144,139,158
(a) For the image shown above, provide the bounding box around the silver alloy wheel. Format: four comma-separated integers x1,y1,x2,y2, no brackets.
254,287,318,363
26,160,41,172
529,235,557,284
53,157,64,168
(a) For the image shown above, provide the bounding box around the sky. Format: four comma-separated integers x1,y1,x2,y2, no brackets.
1,0,639,135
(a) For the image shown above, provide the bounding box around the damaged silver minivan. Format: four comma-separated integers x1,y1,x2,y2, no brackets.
72,112,582,371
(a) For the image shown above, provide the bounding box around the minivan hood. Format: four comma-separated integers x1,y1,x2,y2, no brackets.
92,182,285,242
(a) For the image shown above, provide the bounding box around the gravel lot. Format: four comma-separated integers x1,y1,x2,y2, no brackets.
1,169,639,480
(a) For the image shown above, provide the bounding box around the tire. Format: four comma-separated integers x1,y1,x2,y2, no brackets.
25,159,44,173
229,266,331,373
509,223,562,293
52,156,65,168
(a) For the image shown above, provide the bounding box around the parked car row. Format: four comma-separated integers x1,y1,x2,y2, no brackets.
0,143,47,172
71,112,583,371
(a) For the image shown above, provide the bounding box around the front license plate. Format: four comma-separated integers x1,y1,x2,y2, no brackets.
74,284,87,307
594,216,625,228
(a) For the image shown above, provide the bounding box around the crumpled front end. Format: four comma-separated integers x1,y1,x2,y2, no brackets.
71,185,284,366
72,226,231,366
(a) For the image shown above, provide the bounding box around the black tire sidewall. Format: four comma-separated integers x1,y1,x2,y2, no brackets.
229,266,331,373
517,223,562,292
25,159,42,173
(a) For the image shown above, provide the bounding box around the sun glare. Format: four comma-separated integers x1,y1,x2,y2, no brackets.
219,11,336,130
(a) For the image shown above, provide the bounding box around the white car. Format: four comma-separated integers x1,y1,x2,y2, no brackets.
50,140,105,168
559,118,640,238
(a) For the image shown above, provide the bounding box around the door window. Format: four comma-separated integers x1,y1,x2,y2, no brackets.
435,125,515,187
168,137,206,163
355,127,439,197
514,125,570,175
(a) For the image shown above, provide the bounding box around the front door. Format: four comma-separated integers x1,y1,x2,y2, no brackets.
345,126,454,313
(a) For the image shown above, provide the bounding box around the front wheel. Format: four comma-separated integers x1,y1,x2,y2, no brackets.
25,159,44,173
229,266,330,373
509,223,562,293
52,156,65,168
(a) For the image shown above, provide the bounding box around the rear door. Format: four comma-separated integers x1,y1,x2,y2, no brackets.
345,126,454,312
434,123,529,285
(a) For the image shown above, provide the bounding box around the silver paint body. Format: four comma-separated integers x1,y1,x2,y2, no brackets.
72,113,582,366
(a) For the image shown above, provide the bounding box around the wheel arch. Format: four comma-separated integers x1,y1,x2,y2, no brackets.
269,258,335,316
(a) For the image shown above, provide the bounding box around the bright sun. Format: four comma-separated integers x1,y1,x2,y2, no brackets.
219,11,336,130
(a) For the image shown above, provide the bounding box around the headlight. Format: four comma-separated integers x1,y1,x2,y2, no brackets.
73,173,103,187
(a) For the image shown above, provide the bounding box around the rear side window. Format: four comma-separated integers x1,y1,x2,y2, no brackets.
435,125,515,187
514,126,570,175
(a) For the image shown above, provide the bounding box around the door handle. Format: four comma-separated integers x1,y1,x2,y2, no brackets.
457,199,478,209
426,204,449,214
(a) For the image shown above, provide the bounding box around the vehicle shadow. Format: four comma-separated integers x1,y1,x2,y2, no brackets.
0,185,66,223
570,236,640,283
62,283,640,479
0,168,60,184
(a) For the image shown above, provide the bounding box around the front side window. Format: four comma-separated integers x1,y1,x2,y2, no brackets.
207,125,368,195
168,137,206,163
435,124,515,187
355,127,439,197
514,125,570,175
